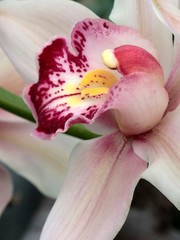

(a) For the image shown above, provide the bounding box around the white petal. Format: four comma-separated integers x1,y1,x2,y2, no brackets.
0,47,24,94
165,57,180,111
151,0,180,36
40,132,146,240
133,104,180,209
0,0,97,83
0,113,79,198
109,0,173,78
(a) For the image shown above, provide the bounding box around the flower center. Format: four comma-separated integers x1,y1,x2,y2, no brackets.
79,69,118,99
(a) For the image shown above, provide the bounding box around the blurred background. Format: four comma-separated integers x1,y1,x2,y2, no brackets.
0,0,180,239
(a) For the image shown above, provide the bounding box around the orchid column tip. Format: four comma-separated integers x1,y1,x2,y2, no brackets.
101,49,118,69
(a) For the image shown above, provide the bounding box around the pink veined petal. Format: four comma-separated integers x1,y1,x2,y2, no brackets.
165,57,180,111
0,165,13,216
0,115,79,198
109,0,173,78
40,131,147,240
24,18,158,139
151,0,180,37
0,0,97,83
100,72,169,136
0,48,24,94
132,104,180,209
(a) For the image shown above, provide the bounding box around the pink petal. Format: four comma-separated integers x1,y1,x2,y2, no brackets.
110,0,174,77
0,166,13,216
0,0,97,83
133,104,180,209
100,72,169,136
40,132,147,240
86,110,119,135
0,115,79,198
24,18,157,139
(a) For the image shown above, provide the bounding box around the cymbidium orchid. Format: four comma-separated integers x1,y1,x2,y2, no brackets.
1,0,180,240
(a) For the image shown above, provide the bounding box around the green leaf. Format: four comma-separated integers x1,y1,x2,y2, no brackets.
0,87,100,140
76,0,114,19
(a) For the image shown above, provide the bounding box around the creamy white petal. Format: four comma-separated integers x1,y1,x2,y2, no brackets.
0,112,79,198
165,56,180,111
151,0,180,36
0,47,24,94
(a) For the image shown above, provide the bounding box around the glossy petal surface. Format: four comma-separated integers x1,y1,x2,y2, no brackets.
133,105,180,209
40,132,146,240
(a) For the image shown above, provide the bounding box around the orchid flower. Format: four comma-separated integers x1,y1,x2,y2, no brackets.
1,0,180,239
